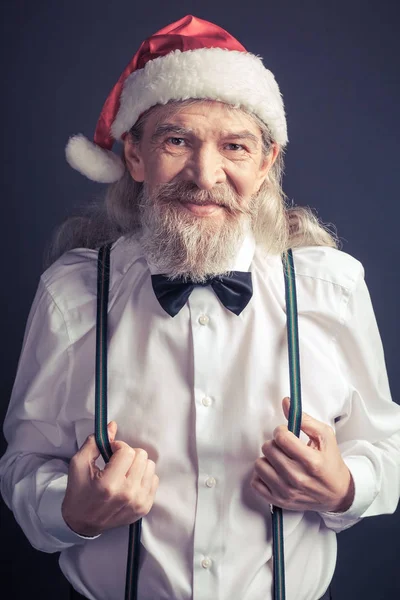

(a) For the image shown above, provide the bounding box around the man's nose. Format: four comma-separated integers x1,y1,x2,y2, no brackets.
187,146,226,191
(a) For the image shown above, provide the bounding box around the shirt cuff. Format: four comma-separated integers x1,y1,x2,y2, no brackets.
318,455,379,532
37,473,101,544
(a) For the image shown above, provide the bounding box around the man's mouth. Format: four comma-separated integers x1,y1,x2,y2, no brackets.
179,200,225,216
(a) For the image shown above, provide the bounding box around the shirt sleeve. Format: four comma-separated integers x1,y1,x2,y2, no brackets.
0,279,100,552
318,263,400,532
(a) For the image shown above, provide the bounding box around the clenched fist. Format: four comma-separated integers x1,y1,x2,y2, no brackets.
62,421,159,537
251,397,355,513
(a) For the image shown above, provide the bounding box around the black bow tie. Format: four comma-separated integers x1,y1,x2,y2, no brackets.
151,272,253,317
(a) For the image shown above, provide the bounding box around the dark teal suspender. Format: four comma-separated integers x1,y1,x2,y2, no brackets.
95,243,141,600
271,249,303,600
93,245,301,600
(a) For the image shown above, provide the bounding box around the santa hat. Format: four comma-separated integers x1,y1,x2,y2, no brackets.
66,15,288,183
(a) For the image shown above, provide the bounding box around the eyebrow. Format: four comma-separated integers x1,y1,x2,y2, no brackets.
223,130,260,146
150,123,260,146
151,124,193,142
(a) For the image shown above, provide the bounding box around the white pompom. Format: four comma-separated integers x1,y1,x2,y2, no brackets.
65,134,125,183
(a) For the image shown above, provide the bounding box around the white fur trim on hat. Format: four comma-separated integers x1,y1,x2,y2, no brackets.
112,47,288,146
65,134,125,183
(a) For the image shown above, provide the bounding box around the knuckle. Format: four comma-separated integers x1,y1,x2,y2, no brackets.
254,457,265,472
132,494,148,516
281,487,292,501
261,440,271,454
116,489,133,504
250,476,259,489
308,457,323,476
274,428,286,445
113,440,129,451
125,446,136,458
132,448,147,457
289,471,306,488
110,441,124,453
146,497,155,512
142,502,153,516
99,481,118,500
144,494,156,512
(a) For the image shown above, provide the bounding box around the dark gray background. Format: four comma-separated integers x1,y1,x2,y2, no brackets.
1,1,399,598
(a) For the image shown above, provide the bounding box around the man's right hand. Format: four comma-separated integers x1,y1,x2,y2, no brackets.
61,421,159,537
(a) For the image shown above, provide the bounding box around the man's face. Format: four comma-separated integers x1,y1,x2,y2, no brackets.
123,101,279,280
124,100,278,216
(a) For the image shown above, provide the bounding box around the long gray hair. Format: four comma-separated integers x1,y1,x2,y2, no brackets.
46,100,338,266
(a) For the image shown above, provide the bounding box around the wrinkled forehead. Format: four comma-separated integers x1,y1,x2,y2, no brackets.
140,99,264,138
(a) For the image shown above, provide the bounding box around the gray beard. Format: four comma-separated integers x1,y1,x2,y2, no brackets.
137,181,257,282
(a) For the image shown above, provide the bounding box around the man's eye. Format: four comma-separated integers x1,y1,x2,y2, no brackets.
226,143,245,151
167,137,186,146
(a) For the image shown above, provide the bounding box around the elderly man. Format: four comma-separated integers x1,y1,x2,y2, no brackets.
1,14,399,600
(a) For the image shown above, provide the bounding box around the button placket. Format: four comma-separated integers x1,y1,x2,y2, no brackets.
189,286,224,599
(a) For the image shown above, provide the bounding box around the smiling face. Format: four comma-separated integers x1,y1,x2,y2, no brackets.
123,100,279,281
125,100,278,212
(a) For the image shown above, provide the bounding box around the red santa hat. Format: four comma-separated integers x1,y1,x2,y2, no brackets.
66,15,288,183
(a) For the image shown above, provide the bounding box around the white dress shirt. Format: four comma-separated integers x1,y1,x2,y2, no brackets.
1,234,400,600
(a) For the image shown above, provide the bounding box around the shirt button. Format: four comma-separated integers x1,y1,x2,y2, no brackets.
206,477,216,488
201,557,212,569
202,396,212,407
198,314,210,326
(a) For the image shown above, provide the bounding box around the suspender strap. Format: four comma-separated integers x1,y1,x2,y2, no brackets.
95,244,113,463
95,243,142,600
93,245,302,600
271,249,303,600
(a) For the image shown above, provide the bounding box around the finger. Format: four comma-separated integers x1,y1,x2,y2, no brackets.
282,396,291,419
273,425,315,462
299,412,329,449
76,433,101,463
141,460,156,492
254,457,281,493
252,474,273,500
69,433,101,483
101,441,136,481
76,421,116,461
261,441,298,485
107,421,118,442
307,438,319,449
126,449,150,482
281,397,330,450
150,474,160,498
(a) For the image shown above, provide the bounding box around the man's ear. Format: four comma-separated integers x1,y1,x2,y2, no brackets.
124,135,145,182
253,144,280,193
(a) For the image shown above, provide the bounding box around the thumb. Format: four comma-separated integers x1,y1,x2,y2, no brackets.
282,396,291,419
107,420,118,442
78,432,100,462
282,397,324,449
78,421,117,460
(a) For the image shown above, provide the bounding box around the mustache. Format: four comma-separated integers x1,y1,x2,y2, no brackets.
145,180,250,213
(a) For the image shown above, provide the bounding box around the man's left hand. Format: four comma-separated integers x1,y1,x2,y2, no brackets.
251,397,355,513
